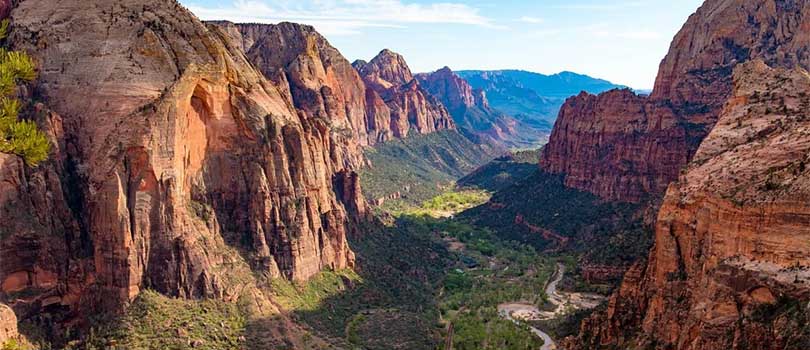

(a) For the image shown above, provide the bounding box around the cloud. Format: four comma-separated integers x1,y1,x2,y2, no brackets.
184,0,498,36
553,1,646,11
519,16,543,24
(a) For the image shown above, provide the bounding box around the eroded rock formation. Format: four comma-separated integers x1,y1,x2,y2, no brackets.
416,67,544,148
541,0,810,202
214,21,397,147
566,61,810,350
355,50,455,138
0,0,364,330
0,304,17,343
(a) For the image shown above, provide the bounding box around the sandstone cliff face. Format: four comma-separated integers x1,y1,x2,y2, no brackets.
0,304,17,343
541,0,810,202
0,0,363,328
416,67,545,148
540,89,687,201
214,21,399,147
567,61,810,350
356,50,455,138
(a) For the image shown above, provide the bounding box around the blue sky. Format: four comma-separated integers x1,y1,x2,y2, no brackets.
180,0,704,89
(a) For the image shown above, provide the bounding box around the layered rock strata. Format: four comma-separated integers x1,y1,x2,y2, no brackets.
0,0,364,328
416,67,544,148
541,0,810,202
355,50,455,138
566,60,810,350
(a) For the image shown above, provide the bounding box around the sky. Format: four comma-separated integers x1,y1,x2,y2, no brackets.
179,0,704,89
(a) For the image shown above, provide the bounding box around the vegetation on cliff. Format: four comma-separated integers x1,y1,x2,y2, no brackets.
360,130,501,210
0,21,48,166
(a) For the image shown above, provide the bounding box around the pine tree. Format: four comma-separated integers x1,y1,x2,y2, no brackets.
0,19,49,166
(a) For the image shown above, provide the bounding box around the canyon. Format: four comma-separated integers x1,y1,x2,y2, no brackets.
548,0,810,348
1,0,809,349
1,0,367,338
541,0,810,203
566,59,810,350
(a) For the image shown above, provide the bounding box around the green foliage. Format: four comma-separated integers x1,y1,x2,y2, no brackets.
396,189,491,217
0,119,50,165
397,214,552,350
80,290,247,350
268,269,361,312
0,20,49,166
346,310,436,350
360,130,500,209
462,170,651,269
458,152,539,192
452,309,541,350
1,339,27,350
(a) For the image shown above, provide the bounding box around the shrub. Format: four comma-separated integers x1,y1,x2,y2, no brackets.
0,20,49,166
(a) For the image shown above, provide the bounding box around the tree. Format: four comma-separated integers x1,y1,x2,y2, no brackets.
0,20,49,166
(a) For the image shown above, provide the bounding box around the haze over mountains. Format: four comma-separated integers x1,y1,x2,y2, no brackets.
1,0,810,349
458,70,626,131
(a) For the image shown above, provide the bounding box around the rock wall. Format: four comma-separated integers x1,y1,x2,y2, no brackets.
355,49,455,138
541,0,810,202
566,61,810,350
0,0,364,327
540,89,685,201
0,304,17,343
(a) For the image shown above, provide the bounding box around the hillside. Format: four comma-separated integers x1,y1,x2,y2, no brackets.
416,67,547,149
360,131,502,210
457,70,625,131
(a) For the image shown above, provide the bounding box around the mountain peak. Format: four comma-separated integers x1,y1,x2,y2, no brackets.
362,49,414,86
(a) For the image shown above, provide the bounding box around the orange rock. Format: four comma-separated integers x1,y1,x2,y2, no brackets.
0,0,362,328
567,61,810,350
542,0,810,203
0,304,17,343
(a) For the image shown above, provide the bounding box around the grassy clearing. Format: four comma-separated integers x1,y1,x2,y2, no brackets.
389,189,491,217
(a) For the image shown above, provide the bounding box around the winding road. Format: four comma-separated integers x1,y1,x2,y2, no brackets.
498,263,566,350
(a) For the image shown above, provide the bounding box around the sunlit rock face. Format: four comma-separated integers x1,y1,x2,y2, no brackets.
355,49,456,139
566,60,810,350
541,0,810,203
416,67,544,149
0,0,365,325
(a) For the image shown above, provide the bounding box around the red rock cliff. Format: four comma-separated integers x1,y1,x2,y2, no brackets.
416,67,545,149
566,60,810,350
0,0,364,327
541,0,810,202
356,49,455,138
213,21,411,147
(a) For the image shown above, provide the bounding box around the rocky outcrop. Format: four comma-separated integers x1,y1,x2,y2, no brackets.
539,89,686,201
213,21,401,147
355,50,455,138
0,304,17,343
0,0,363,330
416,67,477,112
212,23,455,145
541,0,810,202
566,61,810,350
416,67,545,148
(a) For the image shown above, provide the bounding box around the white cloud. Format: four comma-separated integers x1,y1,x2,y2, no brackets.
519,16,543,24
185,0,498,36
553,1,646,11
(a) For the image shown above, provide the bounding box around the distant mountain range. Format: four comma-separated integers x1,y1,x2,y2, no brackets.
457,70,626,131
